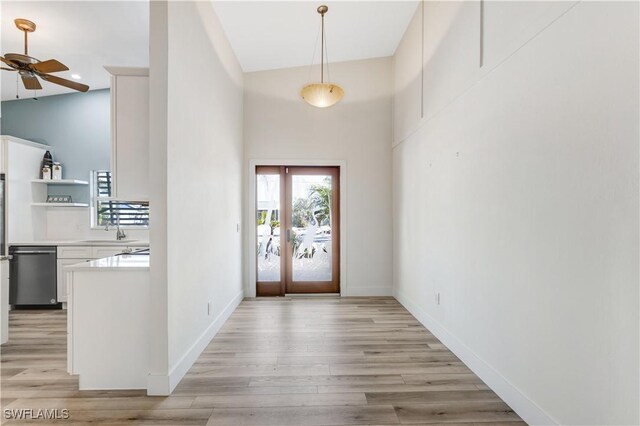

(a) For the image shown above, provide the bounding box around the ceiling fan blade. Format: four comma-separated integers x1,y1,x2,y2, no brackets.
1,67,16,71
0,56,18,69
39,73,89,92
21,74,42,90
29,59,69,74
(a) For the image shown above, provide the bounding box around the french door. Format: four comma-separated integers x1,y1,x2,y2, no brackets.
256,166,340,296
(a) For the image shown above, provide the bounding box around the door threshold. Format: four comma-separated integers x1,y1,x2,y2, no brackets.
285,293,340,298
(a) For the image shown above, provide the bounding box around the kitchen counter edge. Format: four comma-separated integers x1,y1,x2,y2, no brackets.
9,241,149,247
66,254,150,271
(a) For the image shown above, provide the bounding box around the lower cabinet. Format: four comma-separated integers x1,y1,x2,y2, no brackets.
92,246,133,259
1,259,9,344
57,258,91,303
67,266,150,389
56,245,147,303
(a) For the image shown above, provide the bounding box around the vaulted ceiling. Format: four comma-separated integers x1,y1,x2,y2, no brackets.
212,1,419,72
1,1,417,101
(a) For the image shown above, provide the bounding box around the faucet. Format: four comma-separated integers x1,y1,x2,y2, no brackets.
116,215,127,241
105,217,127,241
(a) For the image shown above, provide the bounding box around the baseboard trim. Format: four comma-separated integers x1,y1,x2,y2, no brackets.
346,286,393,296
285,293,340,297
147,289,244,395
146,374,170,395
394,289,557,426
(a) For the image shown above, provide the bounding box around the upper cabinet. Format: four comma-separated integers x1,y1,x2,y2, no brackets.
105,67,149,201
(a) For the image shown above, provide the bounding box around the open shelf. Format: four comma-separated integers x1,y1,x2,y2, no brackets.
31,202,89,208
31,179,89,185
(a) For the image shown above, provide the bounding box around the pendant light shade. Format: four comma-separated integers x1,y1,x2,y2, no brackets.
301,5,344,108
301,83,344,108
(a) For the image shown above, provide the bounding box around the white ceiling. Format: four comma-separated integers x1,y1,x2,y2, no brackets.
0,1,417,101
212,1,419,72
1,1,149,101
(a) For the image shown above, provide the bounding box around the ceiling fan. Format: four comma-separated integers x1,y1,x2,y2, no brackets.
1,19,89,93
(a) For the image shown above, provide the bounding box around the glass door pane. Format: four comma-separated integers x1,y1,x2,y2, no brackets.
290,174,333,282
256,173,281,282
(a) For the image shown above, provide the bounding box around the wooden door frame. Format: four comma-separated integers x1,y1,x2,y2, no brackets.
247,159,347,298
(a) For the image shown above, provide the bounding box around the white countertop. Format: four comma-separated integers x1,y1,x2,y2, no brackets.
67,254,150,271
9,240,149,247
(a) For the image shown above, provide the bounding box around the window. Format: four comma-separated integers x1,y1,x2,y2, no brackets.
91,171,149,228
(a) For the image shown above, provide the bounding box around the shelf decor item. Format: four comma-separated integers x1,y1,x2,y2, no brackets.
41,150,53,179
42,165,51,180
47,195,72,203
52,162,62,180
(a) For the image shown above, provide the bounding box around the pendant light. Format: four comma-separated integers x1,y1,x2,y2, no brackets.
301,5,344,108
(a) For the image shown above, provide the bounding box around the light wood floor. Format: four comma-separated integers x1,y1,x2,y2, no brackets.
1,297,525,425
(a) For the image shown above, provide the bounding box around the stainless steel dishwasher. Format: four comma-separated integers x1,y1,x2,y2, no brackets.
9,246,58,306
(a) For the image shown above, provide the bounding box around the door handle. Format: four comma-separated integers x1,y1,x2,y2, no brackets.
286,229,291,242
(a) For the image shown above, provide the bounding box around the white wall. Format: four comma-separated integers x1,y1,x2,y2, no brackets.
148,0,169,393
393,1,639,425
243,57,393,296
148,0,244,394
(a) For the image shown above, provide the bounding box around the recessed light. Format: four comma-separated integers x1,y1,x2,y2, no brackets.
70,74,81,80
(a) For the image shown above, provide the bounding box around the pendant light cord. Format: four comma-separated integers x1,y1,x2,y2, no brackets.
306,20,321,84
306,8,329,85
320,11,324,84
324,20,331,84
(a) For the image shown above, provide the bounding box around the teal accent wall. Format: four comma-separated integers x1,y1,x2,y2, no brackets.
0,89,110,203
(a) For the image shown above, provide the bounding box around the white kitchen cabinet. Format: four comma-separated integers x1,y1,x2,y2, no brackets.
105,67,149,201
58,246,93,259
91,246,133,259
0,136,6,174
66,258,149,389
1,259,9,344
57,258,90,303
3,136,48,242
56,244,148,303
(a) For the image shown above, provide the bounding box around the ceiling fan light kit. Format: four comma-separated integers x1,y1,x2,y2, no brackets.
301,5,344,108
1,18,90,94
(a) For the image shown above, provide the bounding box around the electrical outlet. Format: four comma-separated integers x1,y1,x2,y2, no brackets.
207,301,212,316
435,292,441,305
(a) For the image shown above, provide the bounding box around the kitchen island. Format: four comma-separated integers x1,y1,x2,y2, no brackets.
66,254,150,390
